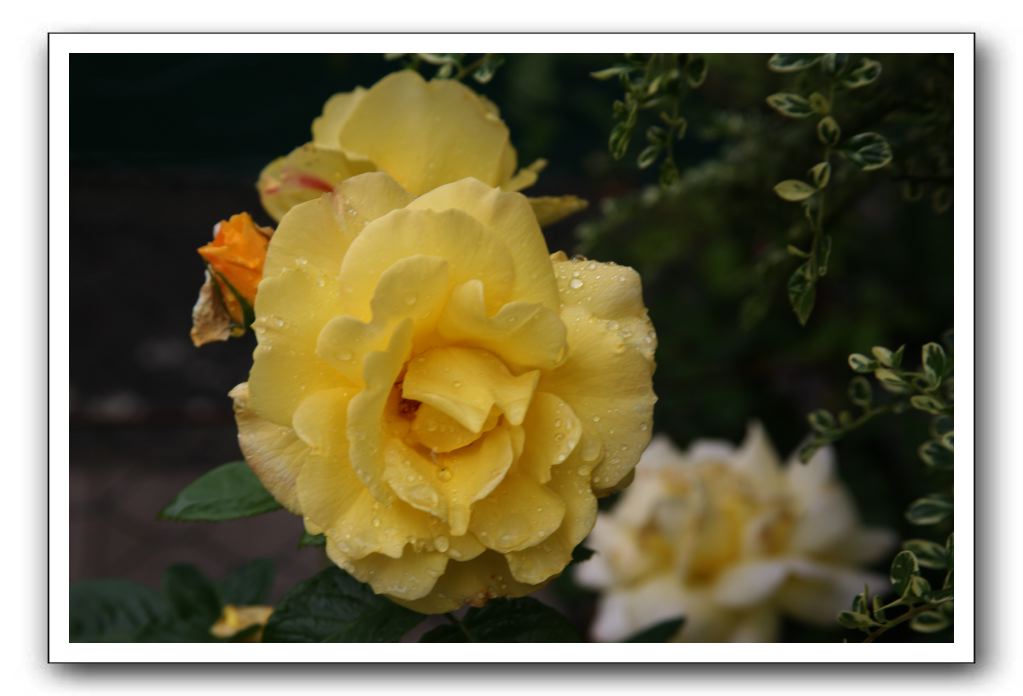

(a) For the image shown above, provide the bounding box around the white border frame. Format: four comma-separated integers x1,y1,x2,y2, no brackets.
50,32,974,663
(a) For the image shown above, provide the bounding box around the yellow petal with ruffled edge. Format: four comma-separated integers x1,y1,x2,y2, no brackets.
336,549,450,602
262,172,413,281
516,392,582,484
407,179,560,311
540,255,657,492
247,269,348,427
382,425,515,536
345,320,414,501
230,383,307,513
504,432,600,585
311,88,366,149
316,255,451,385
402,346,539,432
409,403,499,453
337,207,515,322
437,280,567,371
257,144,374,223
338,71,514,195
468,470,565,553
391,551,536,614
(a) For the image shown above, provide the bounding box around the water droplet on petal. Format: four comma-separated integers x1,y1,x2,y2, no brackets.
569,278,584,290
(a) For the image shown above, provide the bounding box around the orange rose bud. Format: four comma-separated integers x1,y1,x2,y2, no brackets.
197,213,271,324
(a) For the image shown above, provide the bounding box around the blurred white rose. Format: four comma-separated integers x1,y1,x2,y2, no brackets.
576,423,895,642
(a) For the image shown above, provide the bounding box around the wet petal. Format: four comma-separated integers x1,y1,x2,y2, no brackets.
311,88,366,148
403,346,539,432
257,144,373,222
392,551,536,614
337,549,450,602
338,71,514,195
469,470,565,553
437,280,567,371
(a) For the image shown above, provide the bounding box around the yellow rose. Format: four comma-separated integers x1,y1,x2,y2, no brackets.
257,70,586,226
231,172,656,613
576,426,894,642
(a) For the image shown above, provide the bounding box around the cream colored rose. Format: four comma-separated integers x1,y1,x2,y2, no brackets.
232,172,656,613
576,425,894,642
258,70,585,226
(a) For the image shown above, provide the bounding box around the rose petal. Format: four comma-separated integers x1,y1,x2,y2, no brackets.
338,71,515,195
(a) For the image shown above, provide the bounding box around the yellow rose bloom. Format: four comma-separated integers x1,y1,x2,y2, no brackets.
576,426,894,642
231,172,656,613
257,70,586,226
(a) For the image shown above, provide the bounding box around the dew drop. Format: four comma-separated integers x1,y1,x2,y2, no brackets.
372,517,381,528
272,317,285,328
569,278,584,289
640,423,649,431
437,467,452,482
405,293,418,306
337,350,353,361
434,535,450,552
586,261,597,271
554,418,563,428
452,380,463,388
592,415,601,423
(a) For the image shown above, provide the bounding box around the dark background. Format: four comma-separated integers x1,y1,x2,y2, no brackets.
70,53,953,640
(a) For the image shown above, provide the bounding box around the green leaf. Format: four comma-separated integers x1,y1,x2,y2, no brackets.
160,461,282,522
837,610,876,630
906,496,953,526
922,342,948,384
787,263,817,326
848,353,877,373
808,91,830,115
591,66,634,80
684,55,708,88
807,409,835,433
843,58,882,89
841,132,893,171
847,376,873,407
809,161,831,189
625,617,685,642
910,610,951,633
890,550,920,597
902,539,948,570
420,597,579,642
918,439,954,470
637,144,661,170
768,53,821,72
910,395,946,415
263,567,424,642
797,439,824,463
70,580,171,642
219,559,275,605
766,93,814,118
817,116,842,147
774,179,817,202
299,531,326,547
163,564,222,628
822,53,850,76
874,368,911,394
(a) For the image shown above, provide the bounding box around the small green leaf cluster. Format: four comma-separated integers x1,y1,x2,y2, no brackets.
767,54,891,325
839,538,953,641
800,332,953,641
594,54,708,187
71,560,274,642
385,53,505,84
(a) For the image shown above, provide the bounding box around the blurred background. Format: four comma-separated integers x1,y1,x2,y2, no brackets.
70,53,953,641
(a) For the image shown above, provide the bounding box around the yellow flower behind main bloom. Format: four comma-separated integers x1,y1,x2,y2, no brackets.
257,70,586,226
232,172,656,613
576,425,894,642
